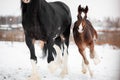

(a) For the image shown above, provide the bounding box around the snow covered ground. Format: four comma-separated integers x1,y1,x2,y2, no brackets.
0,41,120,80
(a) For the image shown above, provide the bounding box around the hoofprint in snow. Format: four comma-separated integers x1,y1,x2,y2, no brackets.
0,41,120,80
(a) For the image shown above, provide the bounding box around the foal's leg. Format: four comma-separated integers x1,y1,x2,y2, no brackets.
79,49,88,73
79,49,93,77
89,42,95,59
25,35,40,80
90,42,100,65
79,49,89,65
60,43,68,77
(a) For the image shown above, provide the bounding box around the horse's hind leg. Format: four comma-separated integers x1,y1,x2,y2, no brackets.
25,35,40,80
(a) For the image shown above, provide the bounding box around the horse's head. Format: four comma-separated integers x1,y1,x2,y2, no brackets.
77,5,88,33
22,0,31,3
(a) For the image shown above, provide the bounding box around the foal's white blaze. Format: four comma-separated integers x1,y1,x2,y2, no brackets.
22,0,30,3
78,23,83,33
48,44,62,73
60,43,68,77
28,60,41,80
81,12,85,19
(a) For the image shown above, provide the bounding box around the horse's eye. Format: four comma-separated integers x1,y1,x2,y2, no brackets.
79,16,82,20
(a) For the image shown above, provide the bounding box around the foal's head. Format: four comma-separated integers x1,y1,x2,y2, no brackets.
77,5,88,33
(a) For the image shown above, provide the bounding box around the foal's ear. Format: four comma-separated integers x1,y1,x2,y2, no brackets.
78,5,82,13
85,6,88,13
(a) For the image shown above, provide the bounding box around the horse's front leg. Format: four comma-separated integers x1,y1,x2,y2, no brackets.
60,43,68,78
89,42,95,59
89,42,100,65
48,44,62,73
25,35,41,80
79,48,93,77
79,49,88,74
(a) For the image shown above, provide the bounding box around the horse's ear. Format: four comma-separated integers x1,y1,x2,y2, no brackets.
78,5,81,13
85,6,88,13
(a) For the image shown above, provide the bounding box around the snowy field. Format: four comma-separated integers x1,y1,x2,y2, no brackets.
0,41,120,80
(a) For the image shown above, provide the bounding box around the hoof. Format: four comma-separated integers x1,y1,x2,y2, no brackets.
90,53,95,59
28,73,41,80
93,58,101,65
48,61,59,73
60,69,68,78
82,69,87,74
85,60,89,65
89,71,93,78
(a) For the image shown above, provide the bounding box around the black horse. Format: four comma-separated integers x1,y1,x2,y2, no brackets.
21,0,71,79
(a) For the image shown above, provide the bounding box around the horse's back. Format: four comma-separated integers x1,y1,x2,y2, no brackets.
49,1,71,22
49,1,71,35
50,1,70,14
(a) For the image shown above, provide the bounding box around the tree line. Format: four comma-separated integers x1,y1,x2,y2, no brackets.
0,16,21,25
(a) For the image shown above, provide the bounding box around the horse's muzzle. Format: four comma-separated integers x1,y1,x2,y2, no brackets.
22,0,30,3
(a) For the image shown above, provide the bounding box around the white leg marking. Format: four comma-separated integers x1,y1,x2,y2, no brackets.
82,60,87,74
93,51,101,65
53,44,62,64
60,44,68,78
39,40,44,49
28,60,41,80
78,23,84,33
87,65,93,77
48,44,62,73
48,61,59,73
82,60,93,77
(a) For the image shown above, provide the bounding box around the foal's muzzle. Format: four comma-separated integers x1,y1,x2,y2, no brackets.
22,0,31,3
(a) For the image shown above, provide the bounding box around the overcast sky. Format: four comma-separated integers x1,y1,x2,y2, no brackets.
0,0,120,21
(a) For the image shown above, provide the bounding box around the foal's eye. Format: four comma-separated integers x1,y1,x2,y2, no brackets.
79,16,82,20
82,28,84,31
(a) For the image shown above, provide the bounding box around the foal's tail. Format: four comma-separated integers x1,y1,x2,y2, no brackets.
93,29,98,41
94,30,98,39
